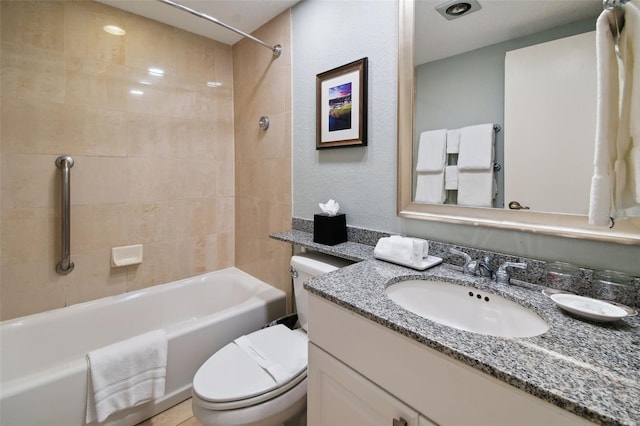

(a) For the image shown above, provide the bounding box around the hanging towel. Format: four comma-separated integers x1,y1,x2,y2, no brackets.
588,2,640,224
446,128,461,154
444,165,459,190
415,172,446,204
415,129,447,172
457,171,494,207
624,0,640,203
589,9,620,226
457,124,495,171
86,330,167,423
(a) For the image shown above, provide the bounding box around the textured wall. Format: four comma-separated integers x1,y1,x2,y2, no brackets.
233,11,293,311
291,0,402,231
1,1,235,319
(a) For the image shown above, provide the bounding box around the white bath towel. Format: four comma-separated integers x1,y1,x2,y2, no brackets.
415,129,447,172
86,330,167,423
457,124,495,171
446,128,461,154
415,172,446,204
624,0,640,203
589,2,640,224
444,165,459,190
457,171,494,207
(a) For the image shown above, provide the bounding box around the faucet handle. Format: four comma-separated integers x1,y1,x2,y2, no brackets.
449,248,477,276
496,261,527,284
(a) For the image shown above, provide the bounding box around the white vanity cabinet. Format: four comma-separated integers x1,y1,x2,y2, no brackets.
307,294,592,426
308,342,436,426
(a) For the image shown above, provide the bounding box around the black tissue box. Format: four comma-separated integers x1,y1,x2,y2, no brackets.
313,213,347,246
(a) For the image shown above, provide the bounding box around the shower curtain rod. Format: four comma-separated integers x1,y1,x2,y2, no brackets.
156,0,282,57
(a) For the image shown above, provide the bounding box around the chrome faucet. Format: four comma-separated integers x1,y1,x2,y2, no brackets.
449,248,478,276
496,261,528,284
477,256,495,279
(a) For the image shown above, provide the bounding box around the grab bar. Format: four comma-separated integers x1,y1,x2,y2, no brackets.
55,155,74,275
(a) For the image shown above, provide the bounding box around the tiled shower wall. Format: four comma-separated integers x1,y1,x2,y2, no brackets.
233,12,293,310
0,1,238,320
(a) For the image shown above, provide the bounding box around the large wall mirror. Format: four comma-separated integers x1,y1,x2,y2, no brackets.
397,0,640,244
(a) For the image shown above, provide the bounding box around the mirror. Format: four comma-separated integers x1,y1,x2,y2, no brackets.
397,0,640,244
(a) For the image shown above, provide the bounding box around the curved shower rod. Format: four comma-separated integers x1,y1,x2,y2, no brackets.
156,0,282,57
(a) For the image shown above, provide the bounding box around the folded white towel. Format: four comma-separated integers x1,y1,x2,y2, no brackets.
457,171,494,207
444,165,459,190
457,124,495,171
374,236,428,265
86,330,167,423
234,334,290,385
415,172,445,204
415,129,447,172
374,236,414,263
446,128,461,154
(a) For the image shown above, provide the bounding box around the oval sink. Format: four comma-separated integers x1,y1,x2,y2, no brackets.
385,280,549,338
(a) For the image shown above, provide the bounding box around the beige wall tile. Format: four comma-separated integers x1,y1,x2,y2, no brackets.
0,259,65,320
0,1,65,51
1,154,58,209
0,2,290,320
1,41,65,103
73,156,128,205
0,1,237,320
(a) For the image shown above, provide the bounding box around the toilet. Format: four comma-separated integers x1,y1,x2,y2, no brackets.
191,251,352,426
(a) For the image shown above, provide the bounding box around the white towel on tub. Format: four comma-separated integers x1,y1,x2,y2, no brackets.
86,330,167,423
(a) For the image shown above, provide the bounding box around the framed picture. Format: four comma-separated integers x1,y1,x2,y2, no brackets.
316,57,368,149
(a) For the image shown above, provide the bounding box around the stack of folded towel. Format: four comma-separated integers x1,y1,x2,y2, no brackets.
415,129,447,203
456,123,496,207
86,330,168,423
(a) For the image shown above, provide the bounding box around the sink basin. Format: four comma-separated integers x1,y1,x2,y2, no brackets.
385,280,549,338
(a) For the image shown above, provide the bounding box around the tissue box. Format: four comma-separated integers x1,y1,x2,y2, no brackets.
313,214,347,246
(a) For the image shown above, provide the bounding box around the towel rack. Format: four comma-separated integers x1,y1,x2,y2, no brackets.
55,155,74,275
603,0,630,58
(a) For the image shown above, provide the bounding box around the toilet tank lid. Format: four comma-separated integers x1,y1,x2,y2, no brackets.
290,252,353,275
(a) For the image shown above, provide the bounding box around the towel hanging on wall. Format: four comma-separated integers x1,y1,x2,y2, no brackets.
589,0,640,226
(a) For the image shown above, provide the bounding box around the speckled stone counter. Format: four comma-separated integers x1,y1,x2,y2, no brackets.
270,230,640,425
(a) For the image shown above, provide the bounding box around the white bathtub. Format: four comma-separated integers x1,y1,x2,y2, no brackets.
0,267,286,426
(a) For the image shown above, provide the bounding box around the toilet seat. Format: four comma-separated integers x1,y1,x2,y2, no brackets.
193,325,308,410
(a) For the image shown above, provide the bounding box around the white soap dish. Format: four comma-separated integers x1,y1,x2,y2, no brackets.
111,244,143,267
374,254,443,271
549,293,628,322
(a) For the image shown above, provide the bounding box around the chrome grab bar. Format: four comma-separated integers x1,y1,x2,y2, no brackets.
55,155,74,275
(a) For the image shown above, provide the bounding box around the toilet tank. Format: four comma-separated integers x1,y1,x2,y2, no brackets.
290,252,353,331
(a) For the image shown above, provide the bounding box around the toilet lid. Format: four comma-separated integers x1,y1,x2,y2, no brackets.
193,325,308,405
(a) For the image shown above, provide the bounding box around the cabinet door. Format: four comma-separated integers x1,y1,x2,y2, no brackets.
308,343,425,426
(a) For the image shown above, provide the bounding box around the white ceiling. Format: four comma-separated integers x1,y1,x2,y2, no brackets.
97,0,300,45
416,0,602,65
98,0,602,64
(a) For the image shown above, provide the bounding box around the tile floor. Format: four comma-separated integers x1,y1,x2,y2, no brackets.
137,398,204,426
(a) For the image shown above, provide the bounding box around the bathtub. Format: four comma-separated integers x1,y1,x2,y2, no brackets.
0,267,286,426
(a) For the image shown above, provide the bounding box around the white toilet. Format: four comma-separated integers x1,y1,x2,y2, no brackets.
191,251,352,426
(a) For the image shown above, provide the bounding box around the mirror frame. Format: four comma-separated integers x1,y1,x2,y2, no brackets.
397,0,640,245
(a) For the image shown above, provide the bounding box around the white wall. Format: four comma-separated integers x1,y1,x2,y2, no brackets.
291,0,640,275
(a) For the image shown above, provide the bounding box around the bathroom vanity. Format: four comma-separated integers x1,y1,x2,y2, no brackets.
271,229,640,425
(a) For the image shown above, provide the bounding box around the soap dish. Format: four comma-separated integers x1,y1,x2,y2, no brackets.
542,288,637,317
549,293,633,322
374,254,443,271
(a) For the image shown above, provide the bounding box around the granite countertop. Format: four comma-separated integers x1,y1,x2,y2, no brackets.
270,230,640,425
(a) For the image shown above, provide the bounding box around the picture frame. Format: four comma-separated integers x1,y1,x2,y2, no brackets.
316,57,368,149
